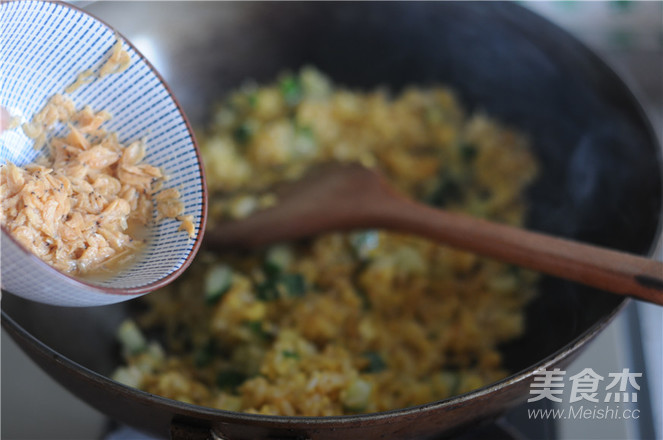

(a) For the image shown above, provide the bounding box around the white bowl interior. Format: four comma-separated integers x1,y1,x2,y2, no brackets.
0,1,206,305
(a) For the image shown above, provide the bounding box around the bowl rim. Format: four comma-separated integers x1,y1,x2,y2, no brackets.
0,0,208,298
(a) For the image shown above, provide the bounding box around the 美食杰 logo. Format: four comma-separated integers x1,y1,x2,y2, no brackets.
526,368,643,421
528,367,642,403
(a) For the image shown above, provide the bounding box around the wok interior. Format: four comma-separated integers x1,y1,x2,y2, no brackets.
2,0,661,411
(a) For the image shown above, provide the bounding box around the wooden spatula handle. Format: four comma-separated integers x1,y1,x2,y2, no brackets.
372,197,663,305
207,163,662,306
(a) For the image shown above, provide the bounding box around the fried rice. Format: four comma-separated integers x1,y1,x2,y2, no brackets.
112,67,539,416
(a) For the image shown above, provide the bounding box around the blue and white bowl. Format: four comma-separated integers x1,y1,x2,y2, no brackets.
0,1,207,306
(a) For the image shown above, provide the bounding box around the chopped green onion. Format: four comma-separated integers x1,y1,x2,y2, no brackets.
262,258,282,278
298,125,314,138
233,122,253,145
194,339,217,367
459,142,478,162
112,366,143,388
361,351,387,373
439,371,460,395
265,245,293,272
146,342,165,363
257,272,308,300
280,75,302,106
204,264,233,304
507,264,522,276
300,67,332,98
487,273,519,294
245,320,271,341
341,378,373,412
428,175,463,207
256,281,280,301
281,350,300,360
278,273,307,298
352,262,372,310
257,255,307,300
117,319,147,356
216,369,247,391
293,125,317,157
247,92,258,108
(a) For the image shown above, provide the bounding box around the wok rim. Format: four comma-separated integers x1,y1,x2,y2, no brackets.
0,295,630,429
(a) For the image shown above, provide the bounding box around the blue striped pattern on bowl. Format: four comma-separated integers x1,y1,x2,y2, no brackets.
0,1,206,306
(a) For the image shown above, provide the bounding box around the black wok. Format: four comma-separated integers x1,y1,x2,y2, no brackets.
2,2,661,439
